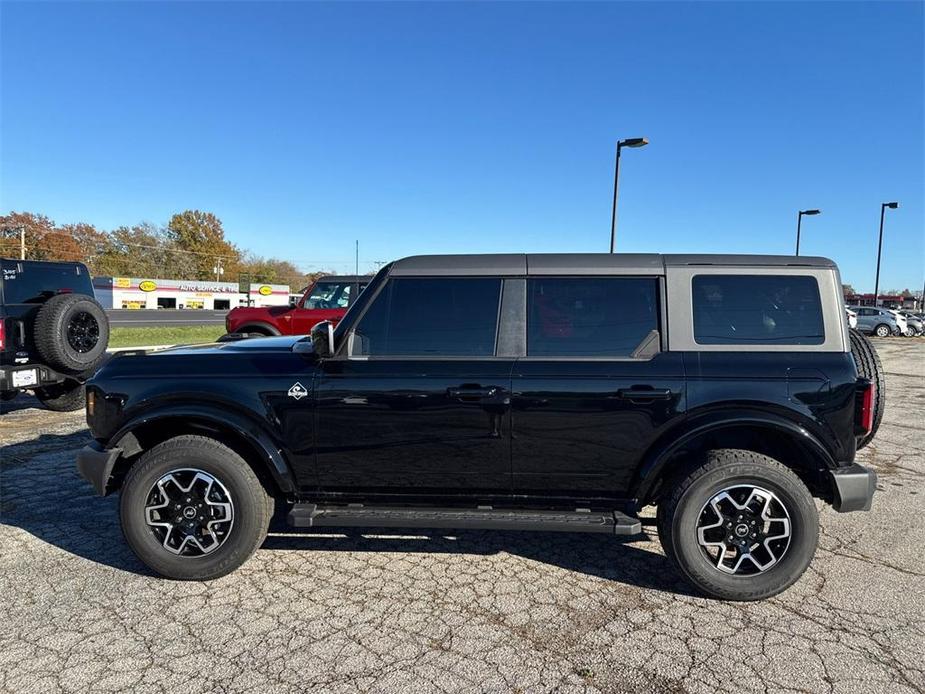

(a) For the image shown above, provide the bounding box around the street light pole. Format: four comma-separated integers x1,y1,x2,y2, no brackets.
873,202,899,307
609,137,649,253
795,209,821,256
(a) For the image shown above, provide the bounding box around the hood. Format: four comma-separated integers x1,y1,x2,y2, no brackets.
149,335,304,356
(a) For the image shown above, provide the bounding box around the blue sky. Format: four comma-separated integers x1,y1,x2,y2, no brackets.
1,1,922,290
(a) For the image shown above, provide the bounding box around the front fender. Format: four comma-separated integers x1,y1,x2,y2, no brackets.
634,408,838,504
108,403,296,494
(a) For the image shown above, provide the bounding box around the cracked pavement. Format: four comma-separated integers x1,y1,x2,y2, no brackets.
1,339,923,693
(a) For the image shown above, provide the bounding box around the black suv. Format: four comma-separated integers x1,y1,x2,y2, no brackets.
1,258,110,411
77,254,880,600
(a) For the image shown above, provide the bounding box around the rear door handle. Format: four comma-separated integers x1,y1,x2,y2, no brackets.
617,388,674,401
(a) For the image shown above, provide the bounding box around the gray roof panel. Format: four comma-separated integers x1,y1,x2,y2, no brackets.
527,253,662,275
664,254,835,268
388,253,837,277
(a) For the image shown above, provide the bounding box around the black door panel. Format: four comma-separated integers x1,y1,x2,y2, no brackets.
314,359,513,494
511,353,686,496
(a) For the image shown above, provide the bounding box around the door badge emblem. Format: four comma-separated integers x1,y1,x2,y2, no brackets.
287,382,308,400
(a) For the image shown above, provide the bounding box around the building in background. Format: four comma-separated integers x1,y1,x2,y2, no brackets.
93,277,289,310
844,293,920,310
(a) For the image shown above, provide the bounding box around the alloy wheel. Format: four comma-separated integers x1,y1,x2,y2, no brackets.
696,485,792,575
144,469,234,556
66,311,100,353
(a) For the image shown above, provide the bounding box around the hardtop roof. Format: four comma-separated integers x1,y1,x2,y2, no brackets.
389,253,835,276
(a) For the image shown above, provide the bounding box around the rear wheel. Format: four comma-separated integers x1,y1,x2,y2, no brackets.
849,328,885,449
120,435,273,580
873,323,891,338
34,380,85,412
657,449,818,601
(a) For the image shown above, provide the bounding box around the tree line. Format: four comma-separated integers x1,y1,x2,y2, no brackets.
0,210,326,292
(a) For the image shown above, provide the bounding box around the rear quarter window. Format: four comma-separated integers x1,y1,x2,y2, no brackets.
692,275,825,345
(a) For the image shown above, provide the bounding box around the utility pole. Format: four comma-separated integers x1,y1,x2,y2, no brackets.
213,258,224,282
873,202,899,307
355,240,359,276
20,226,25,260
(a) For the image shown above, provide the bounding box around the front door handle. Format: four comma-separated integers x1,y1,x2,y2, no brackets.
447,386,500,401
617,388,674,401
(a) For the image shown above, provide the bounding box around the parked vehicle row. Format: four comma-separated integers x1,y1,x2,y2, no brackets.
77,253,881,602
847,305,925,337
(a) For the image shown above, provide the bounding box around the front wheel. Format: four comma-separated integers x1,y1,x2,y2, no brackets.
657,449,818,601
120,435,273,580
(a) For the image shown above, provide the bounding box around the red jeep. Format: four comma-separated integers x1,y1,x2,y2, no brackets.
224,275,370,337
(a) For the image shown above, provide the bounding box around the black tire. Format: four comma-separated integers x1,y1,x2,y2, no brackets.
873,323,891,338
849,328,885,449
34,380,85,412
34,293,110,374
120,435,273,580
657,449,818,601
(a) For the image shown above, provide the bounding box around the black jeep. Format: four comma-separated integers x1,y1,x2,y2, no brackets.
77,254,881,600
1,258,110,411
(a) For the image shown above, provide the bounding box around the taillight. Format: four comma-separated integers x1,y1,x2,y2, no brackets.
858,381,875,435
0,320,5,350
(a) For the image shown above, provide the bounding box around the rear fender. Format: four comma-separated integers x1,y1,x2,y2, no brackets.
634,409,838,505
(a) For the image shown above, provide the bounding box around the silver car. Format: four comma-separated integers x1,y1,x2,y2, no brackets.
848,306,900,337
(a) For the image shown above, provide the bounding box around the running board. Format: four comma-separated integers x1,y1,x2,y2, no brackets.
287,504,642,536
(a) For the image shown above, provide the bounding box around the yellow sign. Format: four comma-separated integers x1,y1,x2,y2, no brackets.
258,285,273,296
139,280,157,292
114,277,131,288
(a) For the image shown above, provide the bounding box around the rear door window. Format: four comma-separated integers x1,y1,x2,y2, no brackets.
692,275,824,345
526,277,659,357
351,277,502,357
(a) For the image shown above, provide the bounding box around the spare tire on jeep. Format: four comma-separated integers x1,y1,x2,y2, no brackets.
34,293,110,375
849,328,885,450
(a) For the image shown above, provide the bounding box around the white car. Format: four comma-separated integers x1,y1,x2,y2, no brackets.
888,310,908,336
845,306,858,329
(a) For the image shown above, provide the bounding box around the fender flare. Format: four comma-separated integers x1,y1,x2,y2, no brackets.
108,403,296,494
234,322,282,336
634,409,838,504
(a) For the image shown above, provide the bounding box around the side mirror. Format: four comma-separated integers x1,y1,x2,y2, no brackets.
310,320,335,358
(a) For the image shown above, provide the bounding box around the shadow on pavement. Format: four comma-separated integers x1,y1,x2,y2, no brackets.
2,431,695,597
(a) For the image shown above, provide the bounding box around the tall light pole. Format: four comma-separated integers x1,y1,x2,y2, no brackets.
873,202,899,306
610,137,649,253
795,209,820,256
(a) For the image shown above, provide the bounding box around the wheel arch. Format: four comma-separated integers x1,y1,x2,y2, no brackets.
233,322,281,336
635,411,838,508
106,404,295,497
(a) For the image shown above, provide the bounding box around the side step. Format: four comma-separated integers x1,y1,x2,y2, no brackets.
287,504,642,536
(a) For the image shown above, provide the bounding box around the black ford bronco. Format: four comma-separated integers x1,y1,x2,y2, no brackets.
1,258,110,411
77,254,882,600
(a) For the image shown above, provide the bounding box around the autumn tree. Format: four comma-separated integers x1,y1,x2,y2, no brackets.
167,210,241,281
0,211,56,260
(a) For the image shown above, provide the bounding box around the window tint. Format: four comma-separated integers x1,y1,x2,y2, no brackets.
692,275,824,345
526,278,658,357
1,261,89,304
352,277,501,356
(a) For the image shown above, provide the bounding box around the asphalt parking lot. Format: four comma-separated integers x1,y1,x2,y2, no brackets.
1,338,923,694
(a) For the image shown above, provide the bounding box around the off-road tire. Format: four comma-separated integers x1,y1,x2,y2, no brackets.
120,435,274,580
34,380,85,412
657,449,818,601
849,328,885,449
34,293,110,374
